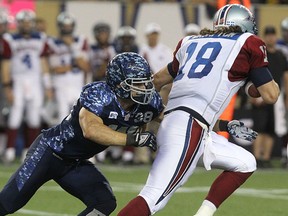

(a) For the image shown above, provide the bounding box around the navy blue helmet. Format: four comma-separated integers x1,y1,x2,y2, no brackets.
106,52,155,105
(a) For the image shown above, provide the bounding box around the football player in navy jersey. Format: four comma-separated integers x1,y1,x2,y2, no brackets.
0,52,163,216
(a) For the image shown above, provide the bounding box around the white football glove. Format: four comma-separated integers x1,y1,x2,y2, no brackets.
227,120,258,142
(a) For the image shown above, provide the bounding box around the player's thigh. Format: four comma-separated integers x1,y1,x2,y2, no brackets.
140,111,205,212
210,132,256,172
56,161,115,206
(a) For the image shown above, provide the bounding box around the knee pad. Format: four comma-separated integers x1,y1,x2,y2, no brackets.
239,151,257,172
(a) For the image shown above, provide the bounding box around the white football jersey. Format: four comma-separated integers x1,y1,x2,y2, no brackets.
167,33,268,127
47,35,88,72
2,32,48,78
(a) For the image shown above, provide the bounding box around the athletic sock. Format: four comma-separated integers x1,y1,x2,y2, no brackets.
205,171,253,208
118,196,150,216
194,200,216,216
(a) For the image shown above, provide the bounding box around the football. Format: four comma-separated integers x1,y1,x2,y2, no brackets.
245,81,261,98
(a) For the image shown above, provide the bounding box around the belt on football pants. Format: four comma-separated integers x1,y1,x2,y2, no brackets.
164,106,210,128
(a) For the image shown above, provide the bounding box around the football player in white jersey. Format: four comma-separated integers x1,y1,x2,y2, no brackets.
47,12,90,123
0,11,9,156
118,4,280,216
1,9,51,163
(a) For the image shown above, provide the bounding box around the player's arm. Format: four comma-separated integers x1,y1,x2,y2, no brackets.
214,119,258,142
79,107,157,151
250,67,279,104
1,59,13,104
153,64,174,92
79,107,126,146
41,57,53,100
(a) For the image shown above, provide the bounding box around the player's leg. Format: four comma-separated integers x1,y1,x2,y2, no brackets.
23,86,43,161
194,131,256,216
0,135,55,215
55,160,116,216
118,111,206,216
4,83,24,163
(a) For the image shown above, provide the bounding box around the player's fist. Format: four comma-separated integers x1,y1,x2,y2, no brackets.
227,120,258,142
126,131,157,152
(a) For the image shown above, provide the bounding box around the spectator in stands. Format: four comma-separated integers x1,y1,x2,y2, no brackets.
276,18,288,168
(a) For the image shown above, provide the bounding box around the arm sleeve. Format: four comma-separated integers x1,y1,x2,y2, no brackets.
249,67,273,88
79,84,107,116
168,39,183,78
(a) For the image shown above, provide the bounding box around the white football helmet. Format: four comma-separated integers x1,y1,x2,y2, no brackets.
57,12,75,35
16,9,35,34
213,4,258,35
16,9,35,23
117,26,136,38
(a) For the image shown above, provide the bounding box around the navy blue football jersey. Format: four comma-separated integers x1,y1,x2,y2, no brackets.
42,82,163,159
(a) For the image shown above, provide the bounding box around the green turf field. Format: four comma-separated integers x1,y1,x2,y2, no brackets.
0,163,287,216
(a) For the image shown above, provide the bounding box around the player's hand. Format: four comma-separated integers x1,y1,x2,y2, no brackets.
227,120,258,142
126,131,157,151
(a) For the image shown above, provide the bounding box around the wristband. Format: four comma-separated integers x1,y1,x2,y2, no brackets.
126,133,138,146
218,120,229,132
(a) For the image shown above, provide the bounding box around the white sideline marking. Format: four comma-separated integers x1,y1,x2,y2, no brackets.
8,182,288,215
17,209,74,216
35,182,288,201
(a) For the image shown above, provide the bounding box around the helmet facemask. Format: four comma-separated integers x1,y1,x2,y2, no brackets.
119,77,155,105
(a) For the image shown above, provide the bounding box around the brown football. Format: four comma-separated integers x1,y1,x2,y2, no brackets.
245,81,261,98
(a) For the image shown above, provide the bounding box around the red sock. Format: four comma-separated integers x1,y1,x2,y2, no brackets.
6,128,18,148
118,196,150,216
206,171,253,208
25,127,40,148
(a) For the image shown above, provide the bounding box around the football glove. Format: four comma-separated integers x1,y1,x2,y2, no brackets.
126,131,157,152
227,120,258,142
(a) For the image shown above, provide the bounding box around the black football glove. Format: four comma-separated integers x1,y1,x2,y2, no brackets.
126,131,157,152
227,120,258,142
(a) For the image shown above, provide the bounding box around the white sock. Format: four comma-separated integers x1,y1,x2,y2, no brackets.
194,200,217,216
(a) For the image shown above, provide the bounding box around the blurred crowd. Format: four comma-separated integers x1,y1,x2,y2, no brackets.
0,3,288,169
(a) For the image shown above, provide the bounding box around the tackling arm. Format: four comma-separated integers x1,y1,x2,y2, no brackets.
79,107,157,151
153,66,174,92
79,107,127,146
